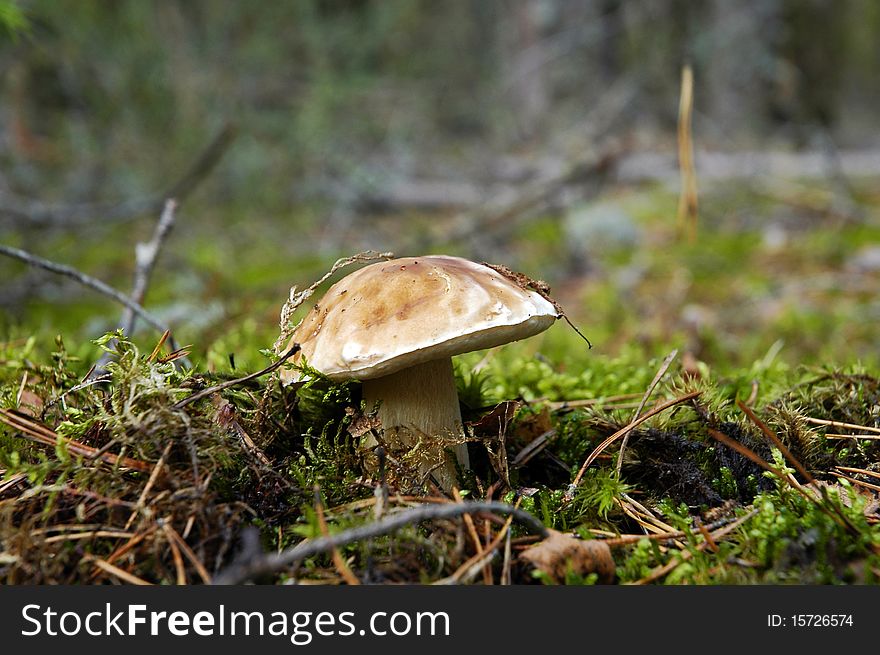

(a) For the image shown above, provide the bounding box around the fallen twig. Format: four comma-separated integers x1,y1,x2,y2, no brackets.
94,199,188,372
212,500,548,584
676,63,698,242
172,343,301,410
0,243,180,349
803,417,880,435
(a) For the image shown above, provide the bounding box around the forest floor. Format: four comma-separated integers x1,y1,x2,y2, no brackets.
1,176,878,584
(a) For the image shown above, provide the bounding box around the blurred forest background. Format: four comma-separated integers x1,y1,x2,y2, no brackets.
1,0,879,376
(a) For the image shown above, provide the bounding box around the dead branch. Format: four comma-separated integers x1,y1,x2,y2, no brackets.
122,199,178,335
0,123,236,227
212,500,549,584
94,199,186,373
0,243,179,347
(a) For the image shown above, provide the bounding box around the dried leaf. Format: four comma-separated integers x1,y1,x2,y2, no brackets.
520,529,615,584
468,400,522,438
17,390,44,417
345,406,382,438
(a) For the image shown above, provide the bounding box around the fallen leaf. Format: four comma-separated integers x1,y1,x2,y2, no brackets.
345,406,382,438
467,400,522,438
519,529,615,584
17,389,44,417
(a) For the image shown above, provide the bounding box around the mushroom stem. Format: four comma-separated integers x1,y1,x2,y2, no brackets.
362,357,469,491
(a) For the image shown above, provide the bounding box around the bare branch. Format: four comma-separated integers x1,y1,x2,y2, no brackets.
93,199,185,374
212,500,548,584
0,243,178,344
0,123,236,227
122,199,178,335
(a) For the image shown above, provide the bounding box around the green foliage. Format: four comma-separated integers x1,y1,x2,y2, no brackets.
0,1,28,39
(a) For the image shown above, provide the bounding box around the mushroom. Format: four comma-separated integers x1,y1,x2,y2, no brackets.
277,255,559,491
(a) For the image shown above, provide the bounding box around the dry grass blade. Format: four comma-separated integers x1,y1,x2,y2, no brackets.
833,471,880,493
89,526,160,581
124,442,172,530
632,508,759,585
83,555,153,585
737,399,814,483
803,417,880,435
0,473,27,495
544,393,644,411
43,530,134,544
161,522,188,585
824,434,880,441
148,329,171,362
162,521,212,584
617,349,678,477
707,428,793,481
453,486,491,584
314,490,360,585
676,63,698,242
0,408,152,472
836,466,880,481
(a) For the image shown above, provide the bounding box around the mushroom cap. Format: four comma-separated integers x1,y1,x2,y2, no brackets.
278,255,559,383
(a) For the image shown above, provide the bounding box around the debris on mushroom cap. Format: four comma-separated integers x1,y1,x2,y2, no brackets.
277,255,560,384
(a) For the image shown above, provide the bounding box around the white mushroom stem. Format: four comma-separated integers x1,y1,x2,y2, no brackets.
362,357,470,491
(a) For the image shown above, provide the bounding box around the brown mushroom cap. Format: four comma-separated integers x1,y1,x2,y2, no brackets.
278,255,559,384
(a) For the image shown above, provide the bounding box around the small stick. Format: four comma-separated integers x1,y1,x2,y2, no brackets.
453,486,490,585
314,488,360,585
616,349,678,478
737,399,813,483
161,522,188,585
213,500,548,585
125,442,172,530
676,63,698,242
95,199,187,373
125,199,178,336
803,417,880,435
82,555,153,585
162,519,212,584
0,243,179,346
172,344,301,410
